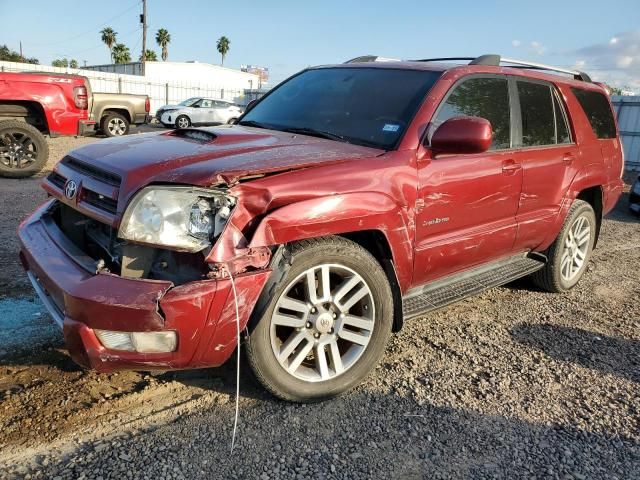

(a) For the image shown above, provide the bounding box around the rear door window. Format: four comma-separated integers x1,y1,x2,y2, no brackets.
433,77,511,150
571,88,616,139
553,92,571,144
517,81,555,146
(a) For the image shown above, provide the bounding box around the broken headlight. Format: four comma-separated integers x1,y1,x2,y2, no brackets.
118,186,235,252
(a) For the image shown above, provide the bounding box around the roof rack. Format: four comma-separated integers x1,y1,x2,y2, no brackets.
413,54,592,82
344,55,401,64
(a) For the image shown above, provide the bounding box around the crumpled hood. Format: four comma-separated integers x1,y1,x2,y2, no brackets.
69,126,382,198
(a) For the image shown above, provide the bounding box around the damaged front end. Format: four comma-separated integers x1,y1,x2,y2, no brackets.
18,188,273,372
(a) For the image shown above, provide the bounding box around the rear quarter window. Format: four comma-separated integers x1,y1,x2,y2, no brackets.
571,88,617,139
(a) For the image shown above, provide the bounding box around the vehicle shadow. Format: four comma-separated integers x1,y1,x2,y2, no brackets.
510,323,639,383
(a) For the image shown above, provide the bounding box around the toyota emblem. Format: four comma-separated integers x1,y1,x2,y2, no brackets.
64,180,78,200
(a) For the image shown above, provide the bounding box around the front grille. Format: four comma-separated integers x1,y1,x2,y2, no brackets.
62,156,121,187
84,189,118,214
48,171,66,189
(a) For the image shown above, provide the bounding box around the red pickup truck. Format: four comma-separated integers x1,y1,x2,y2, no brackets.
0,72,95,177
19,54,624,402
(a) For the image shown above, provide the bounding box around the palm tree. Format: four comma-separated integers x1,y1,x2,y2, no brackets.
155,28,171,61
111,43,131,64
100,27,117,63
140,49,157,62
216,36,230,66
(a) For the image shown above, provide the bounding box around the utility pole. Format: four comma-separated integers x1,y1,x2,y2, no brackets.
19,41,22,58
141,0,147,75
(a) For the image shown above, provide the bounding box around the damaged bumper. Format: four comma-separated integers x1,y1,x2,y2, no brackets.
18,200,271,373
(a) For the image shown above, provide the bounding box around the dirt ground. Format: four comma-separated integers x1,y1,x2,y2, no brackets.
0,135,638,479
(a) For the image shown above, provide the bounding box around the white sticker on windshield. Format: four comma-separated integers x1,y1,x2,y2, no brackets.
382,124,400,132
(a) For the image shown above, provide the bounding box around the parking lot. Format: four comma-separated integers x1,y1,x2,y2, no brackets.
0,135,638,479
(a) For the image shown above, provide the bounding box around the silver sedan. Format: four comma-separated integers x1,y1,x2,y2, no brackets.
157,97,244,129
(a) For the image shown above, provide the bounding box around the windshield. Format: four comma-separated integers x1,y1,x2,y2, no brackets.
239,67,441,150
178,97,200,107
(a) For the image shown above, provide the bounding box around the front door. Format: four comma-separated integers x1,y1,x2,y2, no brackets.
413,75,523,287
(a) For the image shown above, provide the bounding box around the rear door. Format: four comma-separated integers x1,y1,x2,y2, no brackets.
413,75,523,285
510,79,580,251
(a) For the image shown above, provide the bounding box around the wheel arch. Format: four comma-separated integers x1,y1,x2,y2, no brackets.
101,107,132,124
576,185,603,247
338,230,404,332
0,100,49,133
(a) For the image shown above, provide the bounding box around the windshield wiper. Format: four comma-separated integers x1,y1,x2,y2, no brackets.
280,127,346,142
238,120,270,129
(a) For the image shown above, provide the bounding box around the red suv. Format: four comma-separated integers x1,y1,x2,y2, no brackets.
19,54,623,402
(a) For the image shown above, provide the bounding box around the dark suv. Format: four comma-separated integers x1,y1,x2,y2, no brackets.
19,54,623,402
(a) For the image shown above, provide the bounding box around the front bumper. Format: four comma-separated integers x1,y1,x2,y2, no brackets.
19,200,271,373
160,111,179,126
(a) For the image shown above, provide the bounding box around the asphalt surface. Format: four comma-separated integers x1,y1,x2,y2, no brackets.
0,133,637,479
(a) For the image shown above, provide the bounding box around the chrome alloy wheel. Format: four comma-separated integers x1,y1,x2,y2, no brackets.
177,117,190,129
560,215,591,282
107,117,127,136
270,264,375,382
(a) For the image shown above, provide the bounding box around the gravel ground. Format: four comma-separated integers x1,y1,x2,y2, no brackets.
0,134,638,479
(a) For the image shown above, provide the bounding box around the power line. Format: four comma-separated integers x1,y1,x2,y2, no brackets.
27,1,140,48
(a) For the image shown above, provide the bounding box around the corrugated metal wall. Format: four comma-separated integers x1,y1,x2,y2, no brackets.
612,95,640,170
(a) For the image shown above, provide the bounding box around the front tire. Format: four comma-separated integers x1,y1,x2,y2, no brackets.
246,236,393,402
0,120,49,178
101,112,130,137
531,199,596,292
175,115,191,129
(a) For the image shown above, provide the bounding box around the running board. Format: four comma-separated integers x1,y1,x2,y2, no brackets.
402,254,546,319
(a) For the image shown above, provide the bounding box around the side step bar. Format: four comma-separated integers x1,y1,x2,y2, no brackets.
402,254,545,319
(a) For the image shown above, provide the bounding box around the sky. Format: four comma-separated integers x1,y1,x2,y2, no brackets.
2,0,639,91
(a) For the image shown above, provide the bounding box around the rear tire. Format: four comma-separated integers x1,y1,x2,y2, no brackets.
101,112,130,137
531,199,596,292
0,120,48,178
246,236,393,403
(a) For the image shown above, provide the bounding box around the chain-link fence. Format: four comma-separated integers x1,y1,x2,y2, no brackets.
0,61,258,114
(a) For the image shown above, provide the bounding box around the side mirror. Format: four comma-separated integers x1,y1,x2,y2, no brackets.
430,116,492,155
192,104,200,108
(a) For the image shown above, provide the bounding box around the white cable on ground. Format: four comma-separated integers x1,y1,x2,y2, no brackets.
227,269,241,453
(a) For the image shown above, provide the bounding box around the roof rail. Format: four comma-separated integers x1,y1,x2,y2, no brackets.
343,55,401,64
413,54,591,82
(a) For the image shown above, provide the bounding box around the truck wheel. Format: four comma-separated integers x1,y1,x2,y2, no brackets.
245,236,393,402
101,112,130,137
0,120,49,178
175,115,191,129
531,199,596,292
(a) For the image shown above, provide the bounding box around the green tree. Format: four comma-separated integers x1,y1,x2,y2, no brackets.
155,28,171,61
0,44,39,64
216,36,230,66
140,49,157,62
111,44,131,64
604,84,623,96
100,27,117,63
52,58,69,68
69,59,79,68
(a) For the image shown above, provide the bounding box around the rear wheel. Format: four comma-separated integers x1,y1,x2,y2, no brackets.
175,115,190,129
101,112,130,137
0,120,48,178
531,199,596,292
246,236,393,402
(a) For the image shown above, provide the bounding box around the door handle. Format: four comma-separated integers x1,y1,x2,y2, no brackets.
502,160,521,174
563,153,575,163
